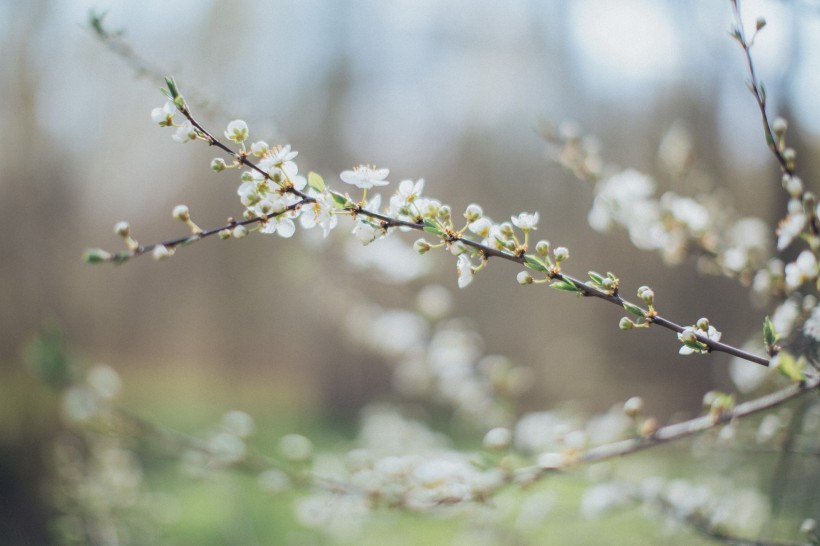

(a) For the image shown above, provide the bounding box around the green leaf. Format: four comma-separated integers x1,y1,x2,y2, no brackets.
329,190,350,208
524,255,548,273
82,248,111,264
622,301,645,318
774,351,805,382
550,279,579,292
422,219,443,236
588,271,604,287
308,172,326,193
763,315,777,348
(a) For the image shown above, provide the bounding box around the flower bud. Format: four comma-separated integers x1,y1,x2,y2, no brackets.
637,286,654,306
218,229,231,240
535,240,550,256
232,225,248,239
553,246,569,262
414,238,431,254
800,518,817,536
173,204,190,222
438,205,452,222
772,117,787,136
517,271,534,285
619,317,634,331
464,203,483,222
211,158,227,173
152,244,173,261
114,221,130,238
755,17,766,31
623,396,643,418
785,176,803,198
783,147,796,168
696,317,709,331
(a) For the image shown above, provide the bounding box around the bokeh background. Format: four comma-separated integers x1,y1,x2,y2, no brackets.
1,0,819,543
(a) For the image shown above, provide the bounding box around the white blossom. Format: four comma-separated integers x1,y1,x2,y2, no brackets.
340,164,390,189
456,254,475,288
511,211,539,231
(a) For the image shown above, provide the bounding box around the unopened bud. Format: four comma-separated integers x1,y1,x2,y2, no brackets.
637,286,654,306
623,396,643,418
553,246,569,262
414,238,431,254
535,240,550,256
173,204,190,222
152,244,173,261
232,225,248,239
218,229,231,240
696,317,710,331
771,117,787,136
619,317,635,331
211,158,227,173
114,221,130,238
517,271,534,285
755,17,766,31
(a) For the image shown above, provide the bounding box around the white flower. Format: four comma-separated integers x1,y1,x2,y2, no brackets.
511,211,539,231
340,164,390,189
171,121,196,143
261,216,296,238
260,144,299,180
352,220,380,245
784,250,818,290
456,254,474,288
250,140,269,157
300,192,337,238
468,217,493,238
777,212,807,251
225,119,249,143
151,101,175,126
803,304,820,342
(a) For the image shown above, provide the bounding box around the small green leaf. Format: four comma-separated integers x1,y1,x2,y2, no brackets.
550,279,579,292
774,351,805,382
330,190,350,208
422,219,443,236
308,172,326,193
622,301,645,318
763,315,777,348
82,248,111,264
588,271,604,287
524,255,548,273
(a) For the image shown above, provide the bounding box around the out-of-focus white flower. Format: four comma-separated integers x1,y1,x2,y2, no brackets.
340,164,390,189
803,303,820,342
279,434,313,461
777,212,807,251
729,353,770,393
784,250,818,290
456,254,474,288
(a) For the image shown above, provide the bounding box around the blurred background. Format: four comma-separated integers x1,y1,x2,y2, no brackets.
1,0,819,543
